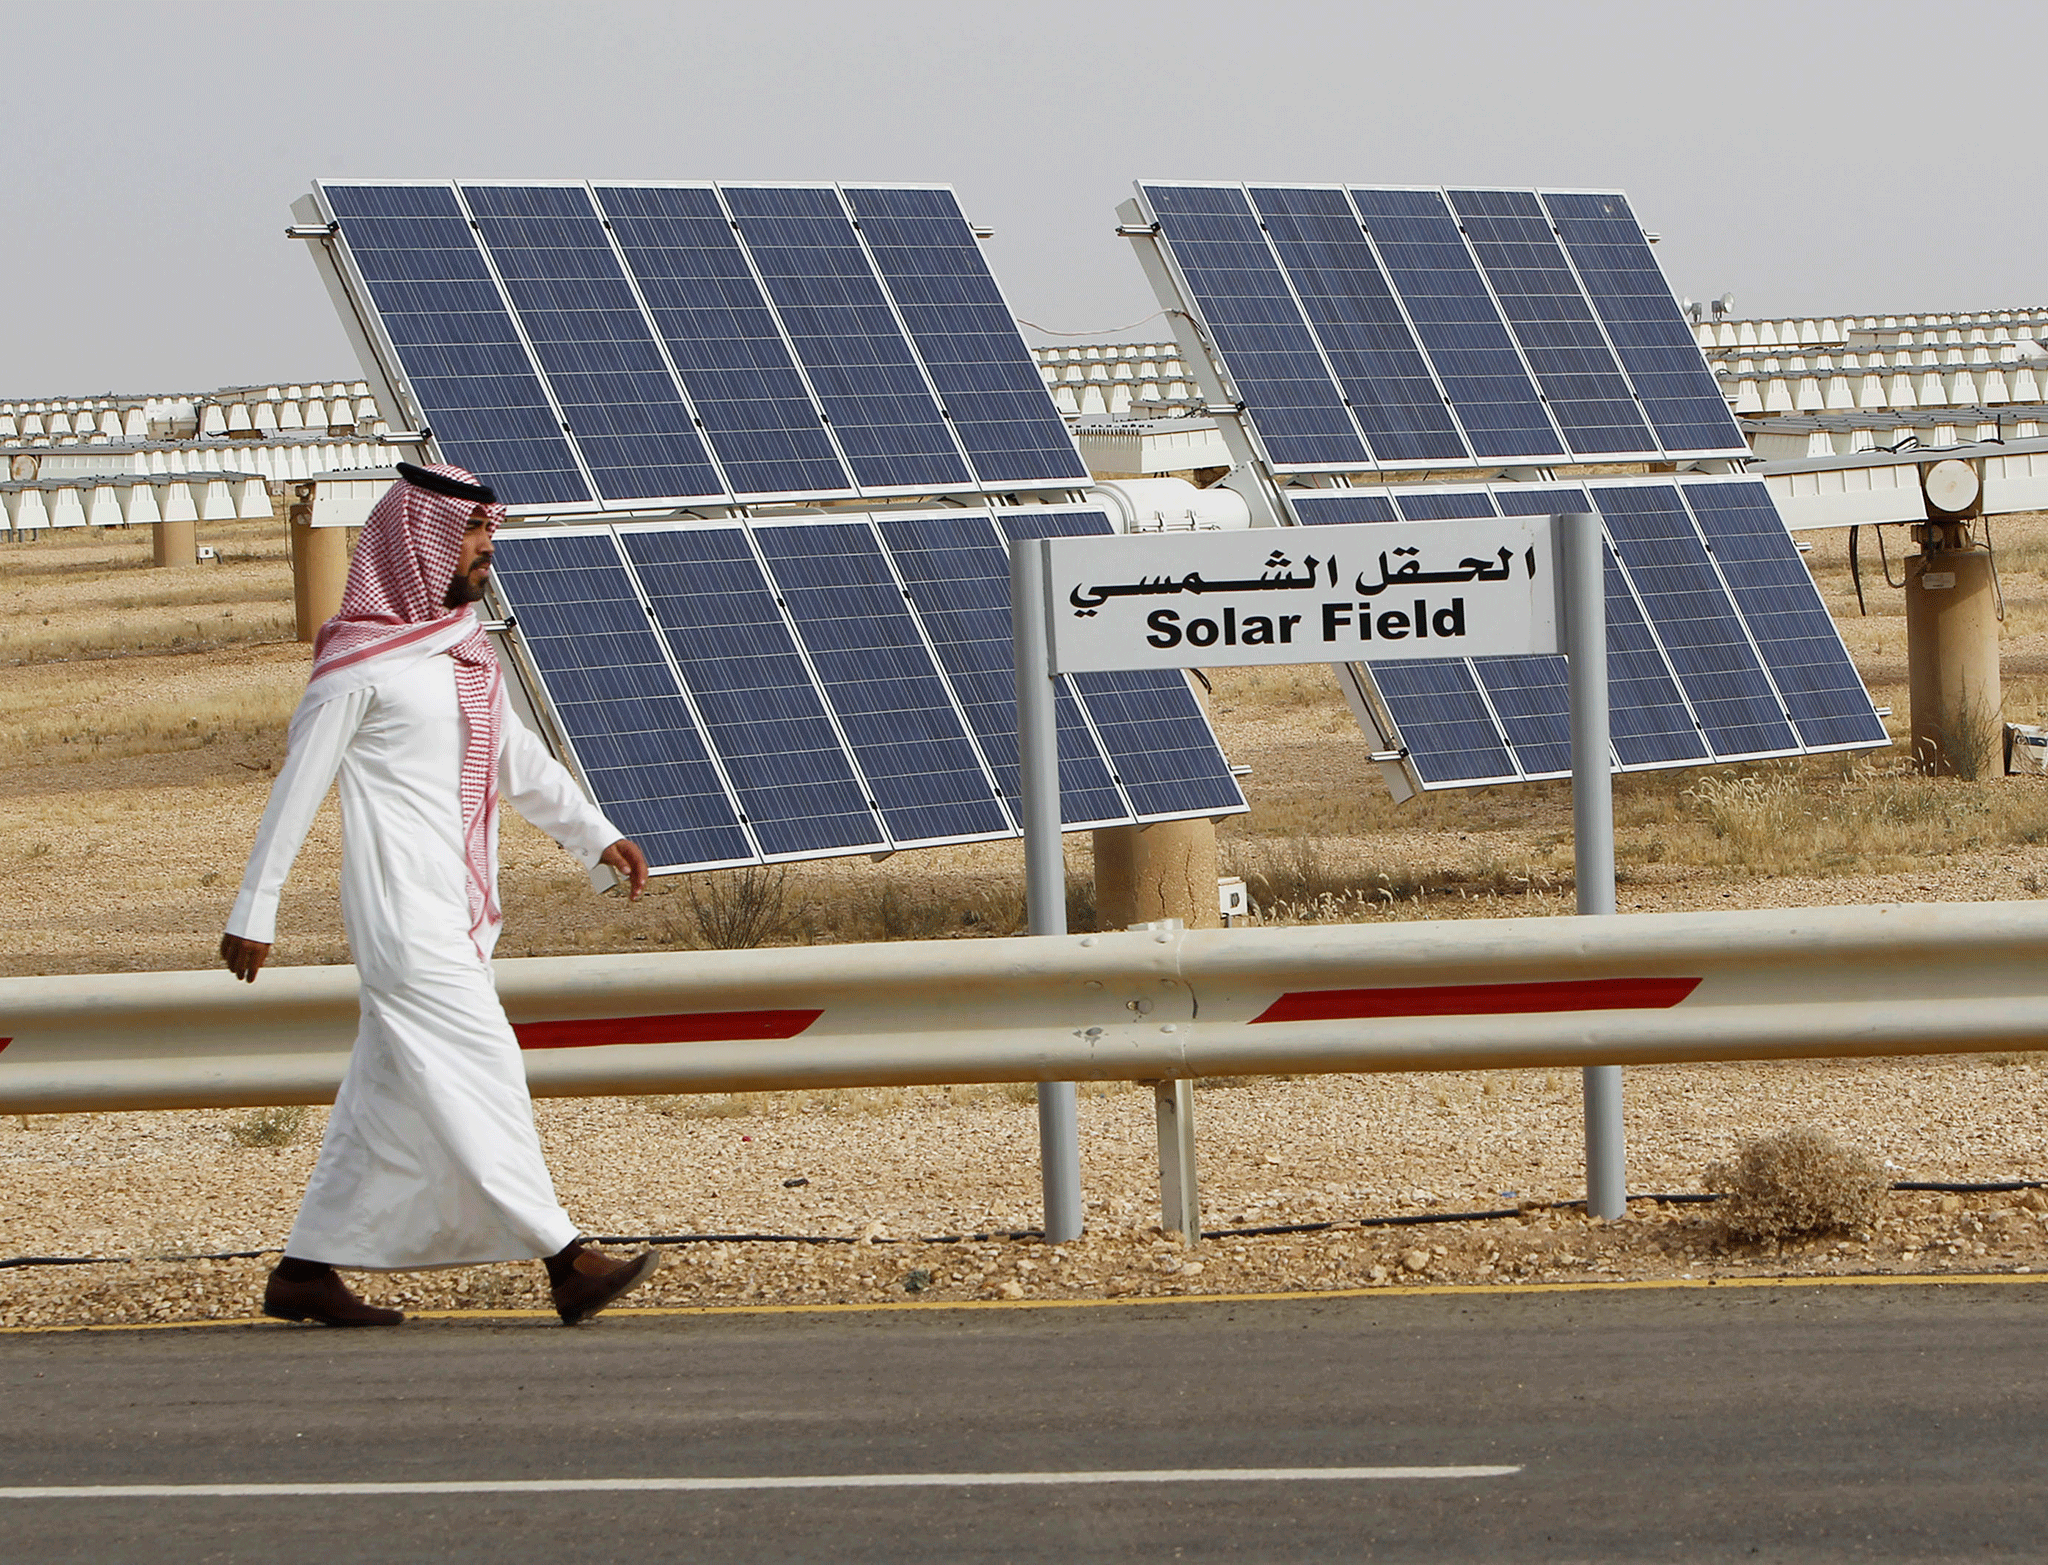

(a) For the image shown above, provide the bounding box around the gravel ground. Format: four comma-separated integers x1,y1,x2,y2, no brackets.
9,519,2048,1328
7,1058,2048,1328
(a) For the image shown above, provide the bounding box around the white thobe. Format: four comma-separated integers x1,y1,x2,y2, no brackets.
227,653,620,1270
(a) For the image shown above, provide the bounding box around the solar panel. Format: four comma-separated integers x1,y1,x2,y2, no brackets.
1595,484,1799,759
1675,479,1889,750
843,186,1091,489
485,528,754,871
874,510,1134,829
1123,182,1882,790
593,184,856,499
461,184,727,505
1590,531,1715,770
321,184,591,508
1394,489,1497,521
1139,184,1369,470
1470,654,1575,777
719,185,972,494
1262,477,1881,787
1289,492,1398,525
617,524,888,859
1345,188,1569,465
312,179,1088,509
1245,186,1468,466
1368,660,1520,786
488,509,1244,874
748,518,1013,846
1129,183,1751,473
1540,193,1748,458
1445,189,1655,459
996,508,1248,820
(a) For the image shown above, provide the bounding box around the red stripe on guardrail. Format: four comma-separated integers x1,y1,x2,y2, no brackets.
1250,976,1701,1025
0,1038,10,1055
513,1010,822,1050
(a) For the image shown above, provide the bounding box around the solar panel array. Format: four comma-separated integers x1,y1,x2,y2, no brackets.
488,507,1247,873
1290,476,1888,787
1134,183,1749,472
312,181,1090,511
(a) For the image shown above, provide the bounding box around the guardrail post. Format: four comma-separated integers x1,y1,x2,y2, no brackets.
1564,510,1627,1220
1013,537,1085,1243
1153,1078,1200,1241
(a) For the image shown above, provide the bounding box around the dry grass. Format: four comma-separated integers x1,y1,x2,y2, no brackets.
1705,1127,1887,1241
1,517,290,665
225,1104,308,1148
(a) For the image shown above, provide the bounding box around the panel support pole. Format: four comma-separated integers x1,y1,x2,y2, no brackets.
289,482,350,642
1154,1078,1200,1241
1012,537,1084,1243
1905,525,2001,778
1563,511,1626,1221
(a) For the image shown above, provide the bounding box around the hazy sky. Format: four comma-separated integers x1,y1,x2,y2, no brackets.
9,0,2045,399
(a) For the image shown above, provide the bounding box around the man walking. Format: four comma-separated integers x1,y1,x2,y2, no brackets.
222,462,659,1327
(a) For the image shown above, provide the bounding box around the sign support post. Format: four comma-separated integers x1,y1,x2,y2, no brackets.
1012,537,1085,1244
1562,510,1626,1220
1017,513,1564,1243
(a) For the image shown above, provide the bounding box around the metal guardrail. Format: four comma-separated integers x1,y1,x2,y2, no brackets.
4,901,2043,1116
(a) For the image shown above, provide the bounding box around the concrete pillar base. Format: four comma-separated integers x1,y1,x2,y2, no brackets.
289,484,351,642
151,519,197,568
1093,817,1221,930
1905,542,2001,778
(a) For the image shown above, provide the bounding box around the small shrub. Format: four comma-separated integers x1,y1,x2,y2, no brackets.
229,1104,307,1147
1705,1127,1885,1241
678,865,790,949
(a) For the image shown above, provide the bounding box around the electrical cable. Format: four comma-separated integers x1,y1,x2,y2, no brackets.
1984,516,2006,623
1014,310,1171,339
7,1181,2040,1272
1877,521,1907,589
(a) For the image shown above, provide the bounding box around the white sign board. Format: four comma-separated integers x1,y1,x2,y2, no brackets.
1042,518,1559,674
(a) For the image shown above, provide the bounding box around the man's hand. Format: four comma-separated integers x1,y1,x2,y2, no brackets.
599,839,649,901
220,933,272,983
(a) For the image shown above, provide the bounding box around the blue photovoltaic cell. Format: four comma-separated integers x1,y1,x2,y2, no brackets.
1394,489,1497,521
594,185,853,498
1247,187,1468,465
1447,189,1655,458
618,527,883,857
874,511,1131,828
1541,193,1747,456
1679,480,1888,749
1140,185,1368,469
720,186,970,492
750,520,1011,845
1595,486,1796,757
998,509,1246,819
322,184,589,507
844,187,1089,489
1493,486,1592,516
1290,492,1398,525
1599,538,1713,768
1370,659,1518,785
461,185,726,504
488,531,752,869
1472,655,1575,777
1347,188,1566,463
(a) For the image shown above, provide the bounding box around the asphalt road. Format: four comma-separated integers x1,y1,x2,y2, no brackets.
3,1282,2045,1562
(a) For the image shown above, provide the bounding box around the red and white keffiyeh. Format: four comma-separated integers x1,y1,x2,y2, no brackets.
296,463,507,951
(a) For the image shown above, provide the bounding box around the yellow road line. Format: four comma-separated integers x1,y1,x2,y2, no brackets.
3,1269,2042,1335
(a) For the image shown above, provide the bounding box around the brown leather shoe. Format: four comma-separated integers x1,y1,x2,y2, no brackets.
263,1263,404,1327
546,1242,661,1325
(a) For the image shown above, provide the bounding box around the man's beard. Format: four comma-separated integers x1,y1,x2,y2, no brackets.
444,567,487,609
